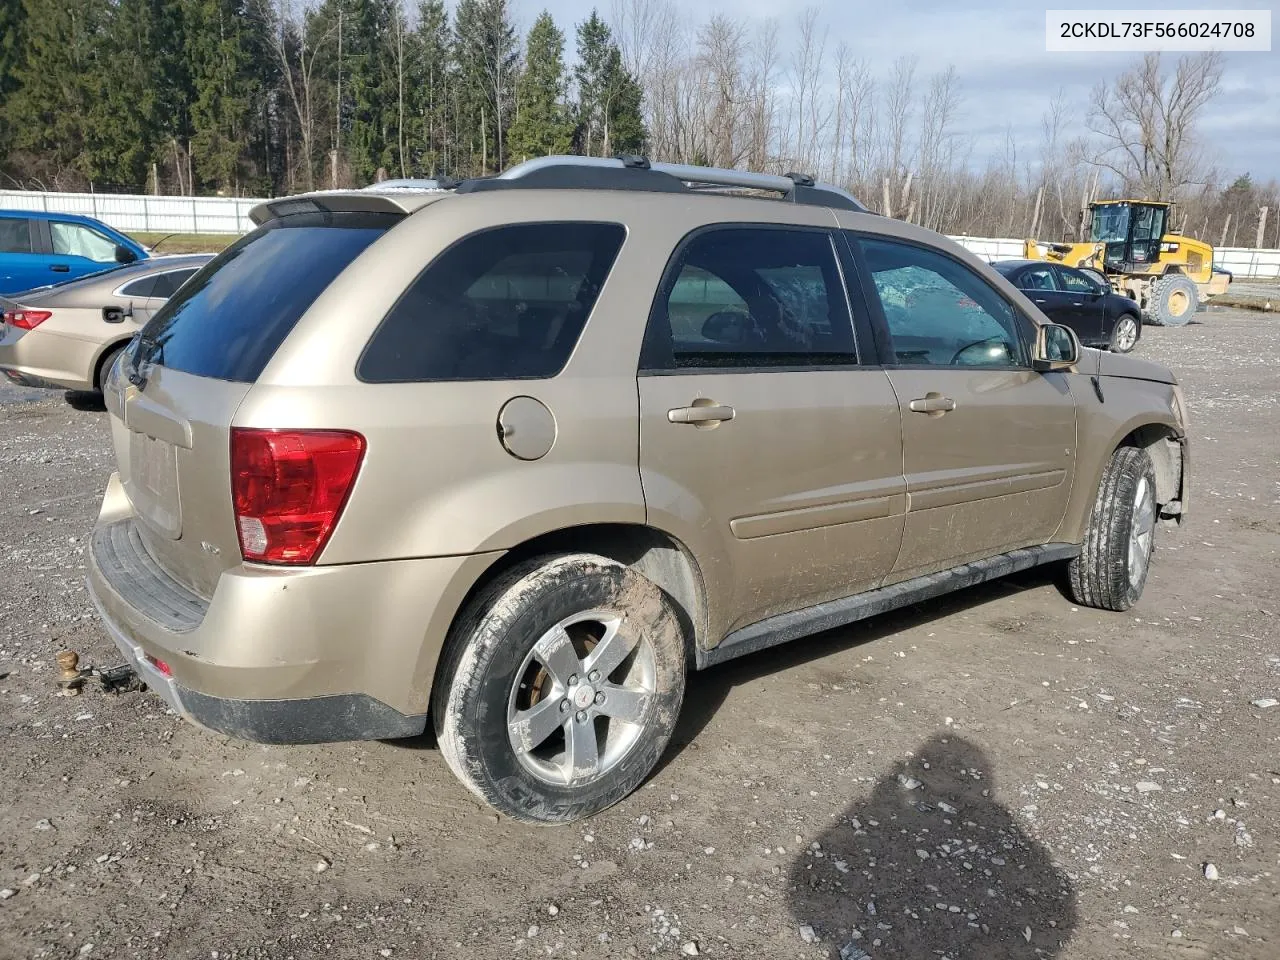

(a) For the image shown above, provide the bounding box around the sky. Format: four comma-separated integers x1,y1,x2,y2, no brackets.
522,0,1280,185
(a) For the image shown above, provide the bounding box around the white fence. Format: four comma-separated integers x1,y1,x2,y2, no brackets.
946,236,1026,262
1215,247,1280,280
0,189,262,235
4,188,1280,278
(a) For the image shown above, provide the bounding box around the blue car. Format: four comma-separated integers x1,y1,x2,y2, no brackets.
0,210,150,295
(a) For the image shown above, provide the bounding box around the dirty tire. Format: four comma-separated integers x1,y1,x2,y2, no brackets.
432,553,686,825
1109,313,1140,353
1068,446,1158,612
1146,275,1198,327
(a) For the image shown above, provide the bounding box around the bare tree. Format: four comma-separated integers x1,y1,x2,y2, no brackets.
265,0,338,192
1089,52,1223,200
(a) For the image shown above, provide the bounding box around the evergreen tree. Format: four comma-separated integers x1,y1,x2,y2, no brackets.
185,0,270,193
508,11,573,161
454,0,518,174
0,0,23,113
409,0,453,176
4,0,110,186
573,10,645,158
344,0,399,182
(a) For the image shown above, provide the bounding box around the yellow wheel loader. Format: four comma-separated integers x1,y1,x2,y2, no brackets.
1023,200,1231,326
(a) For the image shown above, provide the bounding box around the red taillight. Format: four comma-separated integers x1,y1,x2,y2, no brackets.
146,655,172,677
4,309,52,330
230,428,366,565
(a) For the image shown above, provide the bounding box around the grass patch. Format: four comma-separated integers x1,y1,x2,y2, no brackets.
131,231,241,255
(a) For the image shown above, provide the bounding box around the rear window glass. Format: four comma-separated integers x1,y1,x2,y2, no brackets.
358,221,625,382
136,211,396,383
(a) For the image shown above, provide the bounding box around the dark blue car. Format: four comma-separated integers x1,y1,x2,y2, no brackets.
0,210,150,295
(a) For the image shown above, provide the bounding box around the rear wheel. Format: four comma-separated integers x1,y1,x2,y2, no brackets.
433,553,687,824
1109,314,1140,353
1146,275,1198,327
1068,446,1158,611
94,342,128,392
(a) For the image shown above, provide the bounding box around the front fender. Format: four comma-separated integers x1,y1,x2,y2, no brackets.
1057,374,1185,544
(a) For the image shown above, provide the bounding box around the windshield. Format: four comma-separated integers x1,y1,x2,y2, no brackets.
1090,205,1130,243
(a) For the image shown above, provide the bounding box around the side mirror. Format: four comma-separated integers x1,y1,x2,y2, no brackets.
1032,323,1080,371
114,245,139,265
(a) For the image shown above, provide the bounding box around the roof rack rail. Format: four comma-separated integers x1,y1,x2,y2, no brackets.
454,156,870,213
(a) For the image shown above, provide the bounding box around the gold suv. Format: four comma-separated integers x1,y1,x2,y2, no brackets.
87,157,1188,823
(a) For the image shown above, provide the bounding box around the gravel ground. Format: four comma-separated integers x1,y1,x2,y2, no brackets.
1,309,1276,960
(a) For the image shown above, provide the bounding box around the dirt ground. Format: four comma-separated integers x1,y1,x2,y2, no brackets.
1,308,1276,960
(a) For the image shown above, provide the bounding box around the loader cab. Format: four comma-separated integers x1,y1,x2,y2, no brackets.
1089,201,1169,272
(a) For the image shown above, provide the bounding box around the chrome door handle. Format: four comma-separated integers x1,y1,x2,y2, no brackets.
908,393,957,416
1033,298,1048,304
667,403,735,424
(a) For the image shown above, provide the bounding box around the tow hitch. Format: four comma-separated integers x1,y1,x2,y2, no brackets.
55,649,146,697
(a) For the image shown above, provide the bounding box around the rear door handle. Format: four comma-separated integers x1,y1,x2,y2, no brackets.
908,393,957,416
1033,298,1048,304
668,403,735,425
50,264,70,273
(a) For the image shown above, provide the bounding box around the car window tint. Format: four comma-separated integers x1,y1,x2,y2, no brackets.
359,222,625,382
647,227,855,370
51,222,118,262
149,269,198,300
0,217,32,253
136,211,396,383
120,276,159,299
1057,268,1094,293
1016,266,1058,292
860,237,1026,368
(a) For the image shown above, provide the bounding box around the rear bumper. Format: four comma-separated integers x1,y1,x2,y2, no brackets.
0,325,96,392
87,577,427,743
87,474,503,743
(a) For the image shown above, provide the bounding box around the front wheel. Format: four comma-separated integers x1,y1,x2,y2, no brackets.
1067,446,1158,611
432,553,687,824
1109,314,1140,353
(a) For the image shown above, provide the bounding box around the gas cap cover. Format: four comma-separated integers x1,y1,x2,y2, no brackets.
497,396,557,461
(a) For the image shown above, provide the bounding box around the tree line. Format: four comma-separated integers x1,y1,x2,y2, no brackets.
1,0,1275,247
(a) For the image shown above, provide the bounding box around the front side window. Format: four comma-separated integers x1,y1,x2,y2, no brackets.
359,222,626,382
645,227,856,370
859,237,1027,368
0,217,32,253
51,222,118,262
1057,268,1095,294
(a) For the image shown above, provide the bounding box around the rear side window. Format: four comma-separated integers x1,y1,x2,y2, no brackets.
119,276,159,299
358,222,626,382
0,217,32,253
137,212,396,383
150,269,198,299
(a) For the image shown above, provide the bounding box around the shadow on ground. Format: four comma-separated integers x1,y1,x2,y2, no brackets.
64,389,106,411
788,734,1078,959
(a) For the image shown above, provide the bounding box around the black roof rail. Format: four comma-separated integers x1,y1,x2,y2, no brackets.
452,156,870,212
